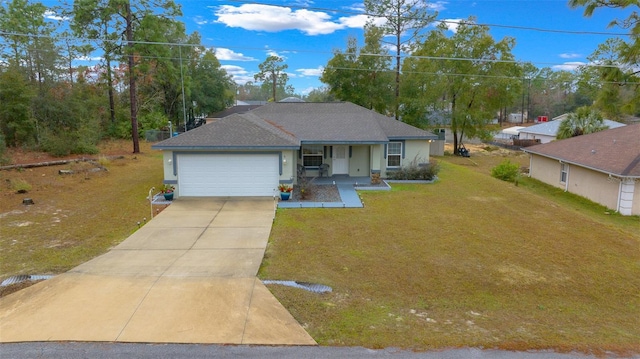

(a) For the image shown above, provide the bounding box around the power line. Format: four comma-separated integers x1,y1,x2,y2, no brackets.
1,30,629,71
221,0,633,36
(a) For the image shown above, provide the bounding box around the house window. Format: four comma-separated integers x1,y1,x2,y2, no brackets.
560,163,568,183
302,145,323,167
387,142,402,167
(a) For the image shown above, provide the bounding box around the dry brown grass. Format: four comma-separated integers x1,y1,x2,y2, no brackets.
261,149,640,354
0,140,163,279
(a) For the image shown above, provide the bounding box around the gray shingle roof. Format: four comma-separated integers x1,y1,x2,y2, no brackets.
523,123,640,177
152,113,299,150
251,102,436,143
152,102,437,150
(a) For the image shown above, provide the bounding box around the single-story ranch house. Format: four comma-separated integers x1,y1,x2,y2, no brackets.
523,123,640,216
152,102,438,197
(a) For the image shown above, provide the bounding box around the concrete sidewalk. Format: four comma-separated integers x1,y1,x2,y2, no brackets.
0,198,316,345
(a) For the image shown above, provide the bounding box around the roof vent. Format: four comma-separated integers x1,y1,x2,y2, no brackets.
591,149,596,154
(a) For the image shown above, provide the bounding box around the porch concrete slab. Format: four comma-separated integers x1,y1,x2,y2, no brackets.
144,210,217,228
210,210,274,228
193,227,271,249
163,249,265,277
114,227,205,250
116,277,253,343
243,281,317,345
163,197,226,211
0,273,156,342
69,249,187,276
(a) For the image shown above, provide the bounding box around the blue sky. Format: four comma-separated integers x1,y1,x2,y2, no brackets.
43,0,634,96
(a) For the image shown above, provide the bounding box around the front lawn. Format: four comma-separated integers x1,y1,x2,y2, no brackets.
260,158,640,354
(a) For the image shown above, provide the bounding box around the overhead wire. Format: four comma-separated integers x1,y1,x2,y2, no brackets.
1,1,637,85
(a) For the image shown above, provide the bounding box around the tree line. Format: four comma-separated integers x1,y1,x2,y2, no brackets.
320,0,639,153
1,0,638,159
0,0,237,157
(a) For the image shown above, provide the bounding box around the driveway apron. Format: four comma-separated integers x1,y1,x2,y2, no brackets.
0,198,316,345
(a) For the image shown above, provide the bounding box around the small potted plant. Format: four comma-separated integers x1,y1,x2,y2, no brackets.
278,184,293,201
161,184,175,201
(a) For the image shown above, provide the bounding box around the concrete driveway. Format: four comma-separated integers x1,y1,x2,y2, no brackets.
0,198,316,345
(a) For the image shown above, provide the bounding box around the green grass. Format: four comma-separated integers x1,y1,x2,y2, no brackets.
261,159,640,354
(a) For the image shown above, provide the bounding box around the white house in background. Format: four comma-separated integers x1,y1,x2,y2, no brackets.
494,126,526,141
518,116,626,144
523,124,640,216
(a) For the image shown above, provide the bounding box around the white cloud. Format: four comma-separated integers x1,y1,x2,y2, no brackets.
300,86,316,95
428,1,448,12
193,16,209,25
222,65,254,85
222,65,249,75
77,56,103,62
44,10,69,21
552,62,585,71
215,48,256,61
559,53,582,59
440,18,466,33
215,4,369,35
297,66,324,77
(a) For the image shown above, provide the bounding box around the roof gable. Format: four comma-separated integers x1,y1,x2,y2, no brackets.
524,123,640,177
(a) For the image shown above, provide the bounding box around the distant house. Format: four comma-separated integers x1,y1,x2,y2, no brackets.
523,124,640,215
206,105,264,124
152,102,437,197
518,115,626,144
494,126,526,141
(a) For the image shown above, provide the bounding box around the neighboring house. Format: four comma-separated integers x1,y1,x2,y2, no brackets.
523,123,640,216
152,102,438,197
519,117,626,144
494,126,526,141
206,105,264,124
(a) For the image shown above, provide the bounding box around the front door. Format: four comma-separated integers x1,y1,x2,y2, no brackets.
333,145,349,175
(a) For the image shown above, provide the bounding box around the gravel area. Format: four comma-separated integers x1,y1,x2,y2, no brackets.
291,184,341,202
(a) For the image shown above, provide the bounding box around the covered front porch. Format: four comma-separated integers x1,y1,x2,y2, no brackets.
287,143,385,182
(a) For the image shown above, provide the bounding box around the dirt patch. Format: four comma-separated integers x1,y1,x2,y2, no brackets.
0,280,43,298
291,184,341,202
1,140,163,284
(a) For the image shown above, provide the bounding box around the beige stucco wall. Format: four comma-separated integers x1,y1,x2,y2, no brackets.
404,140,431,165
568,165,620,211
529,154,632,214
380,140,431,177
529,155,564,189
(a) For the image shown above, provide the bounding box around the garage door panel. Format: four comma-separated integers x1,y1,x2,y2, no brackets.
178,154,279,197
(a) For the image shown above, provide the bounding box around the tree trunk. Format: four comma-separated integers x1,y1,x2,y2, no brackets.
394,4,401,121
126,1,140,154
106,55,116,125
451,93,458,155
271,72,277,101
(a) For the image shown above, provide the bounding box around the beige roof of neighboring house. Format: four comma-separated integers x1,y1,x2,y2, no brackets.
523,123,640,177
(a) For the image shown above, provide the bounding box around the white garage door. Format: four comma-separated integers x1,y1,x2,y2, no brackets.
177,153,279,196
